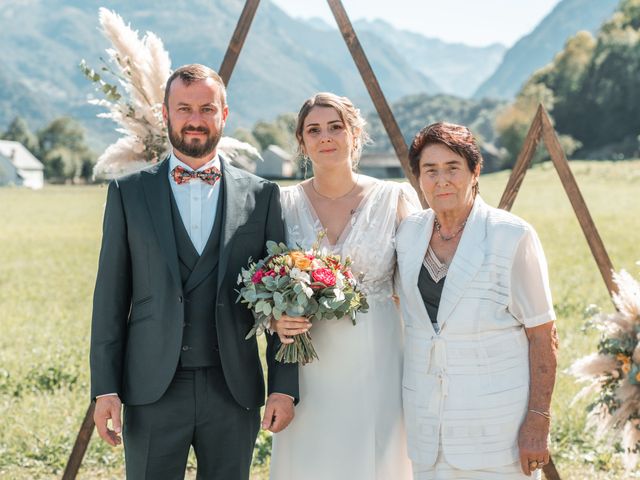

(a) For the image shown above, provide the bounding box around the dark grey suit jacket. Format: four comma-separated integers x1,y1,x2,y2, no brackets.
90,157,298,407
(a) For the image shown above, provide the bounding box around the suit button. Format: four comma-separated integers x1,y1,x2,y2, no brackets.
182,345,190,351
183,322,191,328
217,303,224,308
178,295,183,303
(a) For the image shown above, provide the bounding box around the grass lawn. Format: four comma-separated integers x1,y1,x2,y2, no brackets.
1,160,639,479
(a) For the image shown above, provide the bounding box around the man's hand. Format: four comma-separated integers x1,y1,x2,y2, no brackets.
94,395,123,446
261,393,295,433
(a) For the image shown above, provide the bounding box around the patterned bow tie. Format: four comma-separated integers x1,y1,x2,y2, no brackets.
171,165,221,186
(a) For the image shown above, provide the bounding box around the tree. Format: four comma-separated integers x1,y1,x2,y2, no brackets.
231,127,260,149
1,116,39,154
37,117,96,182
495,0,640,159
251,113,297,152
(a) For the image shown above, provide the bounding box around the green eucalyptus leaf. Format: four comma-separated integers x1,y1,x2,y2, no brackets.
286,305,305,317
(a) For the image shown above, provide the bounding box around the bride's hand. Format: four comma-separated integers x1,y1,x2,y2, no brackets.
272,315,311,344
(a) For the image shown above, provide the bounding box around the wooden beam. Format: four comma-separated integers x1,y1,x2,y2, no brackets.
543,459,561,480
218,0,261,86
498,105,543,211
62,402,96,480
326,0,427,207
538,106,617,295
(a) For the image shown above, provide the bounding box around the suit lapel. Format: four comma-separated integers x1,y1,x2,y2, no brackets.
437,196,487,328
141,159,181,289
217,157,249,288
403,213,439,332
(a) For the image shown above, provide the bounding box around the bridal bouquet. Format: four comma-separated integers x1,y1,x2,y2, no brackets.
237,237,368,364
570,266,640,470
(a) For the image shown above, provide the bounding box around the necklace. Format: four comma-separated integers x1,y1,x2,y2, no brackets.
434,216,467,241
311,174,359,200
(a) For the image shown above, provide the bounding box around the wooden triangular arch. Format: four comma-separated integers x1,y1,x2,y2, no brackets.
219,0,426,207
499,104,616,298
498,104,621,480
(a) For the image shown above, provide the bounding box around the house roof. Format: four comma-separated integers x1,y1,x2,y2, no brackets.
264,144,294,161
0,140,44,171
359,152,402,168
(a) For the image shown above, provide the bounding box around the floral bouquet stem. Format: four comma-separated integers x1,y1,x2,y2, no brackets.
276,332,319,364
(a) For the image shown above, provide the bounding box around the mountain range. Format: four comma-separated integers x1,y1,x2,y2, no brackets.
0,0,623,150
474,0,619,99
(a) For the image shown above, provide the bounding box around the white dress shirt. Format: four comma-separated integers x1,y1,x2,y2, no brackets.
168,152,222,254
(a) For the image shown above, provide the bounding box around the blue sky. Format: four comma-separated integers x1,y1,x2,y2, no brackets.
271,0,562,47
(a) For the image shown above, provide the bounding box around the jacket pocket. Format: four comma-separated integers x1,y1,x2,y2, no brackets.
129,296,154,324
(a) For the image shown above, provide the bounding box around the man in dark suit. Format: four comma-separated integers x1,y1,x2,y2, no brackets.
90,64,298,479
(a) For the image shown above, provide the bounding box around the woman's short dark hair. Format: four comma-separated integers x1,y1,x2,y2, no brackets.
408,122,483,194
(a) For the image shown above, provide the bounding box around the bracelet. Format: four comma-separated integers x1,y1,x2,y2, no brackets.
529,408,551,420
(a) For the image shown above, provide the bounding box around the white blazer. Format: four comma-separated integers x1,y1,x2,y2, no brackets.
396,196,555,470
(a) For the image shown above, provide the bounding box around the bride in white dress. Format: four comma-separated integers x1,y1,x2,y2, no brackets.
269,92,417,480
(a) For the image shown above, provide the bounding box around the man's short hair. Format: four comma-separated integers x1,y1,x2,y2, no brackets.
163,64,227,107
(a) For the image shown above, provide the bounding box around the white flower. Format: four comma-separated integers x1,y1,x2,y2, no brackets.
301,283,314,298
290,268,310,283
333,288,345,302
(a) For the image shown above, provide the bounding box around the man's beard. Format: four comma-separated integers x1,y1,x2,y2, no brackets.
167,119,222,159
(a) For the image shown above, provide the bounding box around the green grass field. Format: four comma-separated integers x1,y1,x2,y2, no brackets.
1,160,639,479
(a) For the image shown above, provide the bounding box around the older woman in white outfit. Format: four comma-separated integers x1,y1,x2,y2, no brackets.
395,122,559,479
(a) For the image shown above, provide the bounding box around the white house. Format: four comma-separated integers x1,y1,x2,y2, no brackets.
256,145,296,179
0,140,44,189
359,152,404,178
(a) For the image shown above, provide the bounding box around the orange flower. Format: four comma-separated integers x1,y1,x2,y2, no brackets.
290,251,312,270
617,353,631,374
636,371,640,383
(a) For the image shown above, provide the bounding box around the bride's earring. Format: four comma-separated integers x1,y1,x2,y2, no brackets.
302,154,310,179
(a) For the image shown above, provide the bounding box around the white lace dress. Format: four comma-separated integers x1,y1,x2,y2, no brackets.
269,181,417,480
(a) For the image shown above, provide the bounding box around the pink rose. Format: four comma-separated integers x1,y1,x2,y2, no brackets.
312,268,337,287
251,269,265,284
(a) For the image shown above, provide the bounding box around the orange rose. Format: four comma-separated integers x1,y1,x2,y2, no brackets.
290,251,312,270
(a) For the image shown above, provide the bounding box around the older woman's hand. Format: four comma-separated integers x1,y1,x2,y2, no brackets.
518,411,550,475
272,315,311,344
519,321,559,476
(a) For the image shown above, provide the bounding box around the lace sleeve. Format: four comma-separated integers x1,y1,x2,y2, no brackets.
396,182,422,226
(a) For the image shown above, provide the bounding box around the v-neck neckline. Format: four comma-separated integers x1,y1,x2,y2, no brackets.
297,181,382,249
